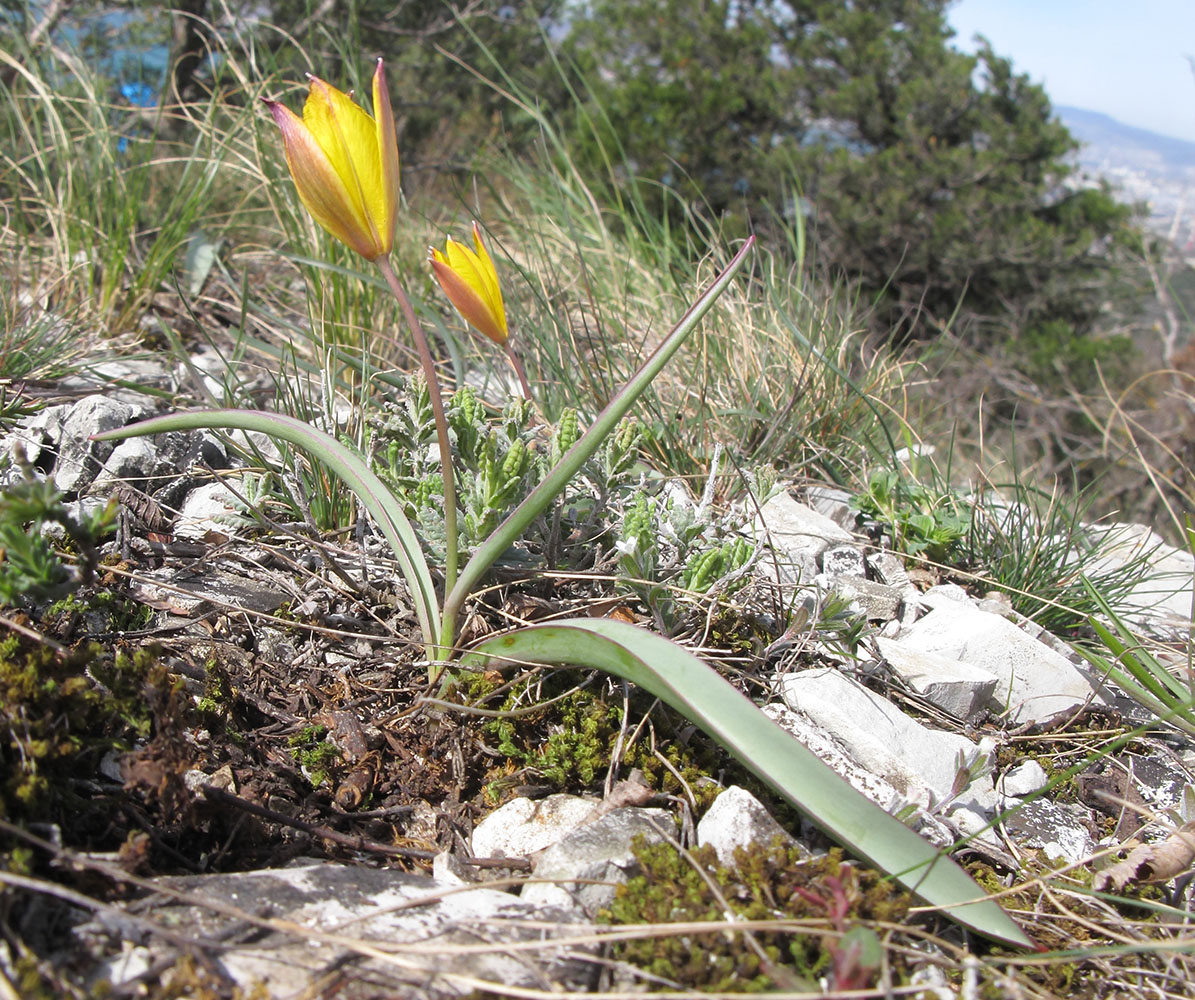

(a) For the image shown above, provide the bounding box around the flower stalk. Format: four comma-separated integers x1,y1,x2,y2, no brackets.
376,255,459,614
264,59,460,653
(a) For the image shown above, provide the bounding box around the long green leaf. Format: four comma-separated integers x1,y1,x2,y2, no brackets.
443,237,756,637
92,410,441,651
464,618,1033,948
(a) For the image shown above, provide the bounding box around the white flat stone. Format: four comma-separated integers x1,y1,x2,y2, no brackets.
822,544,866,578
778,667,992,812
999,760,1050,798
470,794,597,861
174,480,245,542
752,493,854,585
1003,799,1095,866
761,702,960,849
697,785,801,867
1086,522,1195,625
803,485,856,530
894,600,1105,724
873,636,998,720
819,575,905,620
521,806,673,914
93,861,590,997
761,702,912,812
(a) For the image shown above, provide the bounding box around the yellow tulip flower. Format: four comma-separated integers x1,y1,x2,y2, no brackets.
430,222,509,345
265,60,400,260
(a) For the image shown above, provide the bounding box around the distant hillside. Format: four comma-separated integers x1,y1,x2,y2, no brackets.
1055,105,1195,182
1055,106,1195,242
1056,106,1195,173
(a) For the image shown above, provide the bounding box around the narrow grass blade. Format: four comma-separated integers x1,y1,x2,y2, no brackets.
93,410,441,650
1079,577,1195,736
464,617,1033,948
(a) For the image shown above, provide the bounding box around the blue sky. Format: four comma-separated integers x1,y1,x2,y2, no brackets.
946,0,1195,142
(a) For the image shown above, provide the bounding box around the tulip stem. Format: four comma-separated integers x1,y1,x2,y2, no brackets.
376,256,459,644
504,342,532,401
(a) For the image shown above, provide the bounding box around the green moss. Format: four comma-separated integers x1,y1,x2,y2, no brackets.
961,855,1176,998
489,685,620,787
196,659,234,720
45,588,154,633
600,839,912,992
965,859,1011,898
700,605,771,658
0,635,170,821
288,725,340,789
455,668,806,829
463,667,738,807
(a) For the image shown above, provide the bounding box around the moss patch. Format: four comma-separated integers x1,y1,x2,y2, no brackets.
601,839,911,992
458,667,789,818
0,632,172,824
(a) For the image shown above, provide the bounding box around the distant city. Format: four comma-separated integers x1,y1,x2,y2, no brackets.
1056,105,1195,253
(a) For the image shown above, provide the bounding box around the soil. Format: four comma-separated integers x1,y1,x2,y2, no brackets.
3,432,1194,998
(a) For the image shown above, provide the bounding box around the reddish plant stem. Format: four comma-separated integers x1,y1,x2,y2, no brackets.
376,255,458,627
504,341,532,401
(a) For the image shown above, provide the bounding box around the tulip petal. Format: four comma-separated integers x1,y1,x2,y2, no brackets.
372,61,401,257
431,256,507,344
470,222,505,321
303,76,384,254
265,98,381,259
431,223,510,345
443,237,506,335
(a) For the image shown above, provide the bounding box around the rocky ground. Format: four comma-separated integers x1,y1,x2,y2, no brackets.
2,356,1195,999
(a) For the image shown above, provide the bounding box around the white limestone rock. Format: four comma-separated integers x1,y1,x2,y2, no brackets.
2,403,69,470
1003,799,1096,866
866,550,911,588
915,583,972,608
470,794,597,862
1086,522,1195,627
998,760,1050,799
521,806,674,914
872,636,998,721
761,702,910,813
803,485,856,531
89,861,590,998
777,667,995,814
819,575,906,621
54,396,154,493
761,702,959,850
90,437,159,494
696,785,802,867
173,480,245,542
822,543,867,578
752,493,854,586
892,599,1106,724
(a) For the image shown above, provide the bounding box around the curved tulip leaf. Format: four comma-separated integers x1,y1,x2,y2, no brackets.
464,617,1033,949
93,410,441,651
